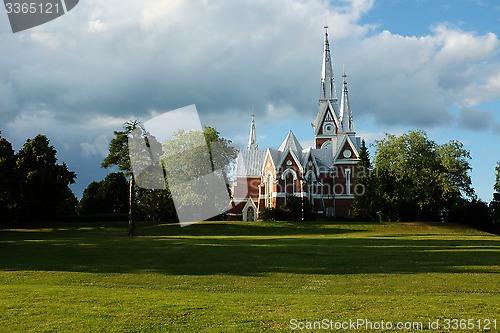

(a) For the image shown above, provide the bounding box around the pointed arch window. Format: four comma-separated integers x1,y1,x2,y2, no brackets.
345,168,351,195
265,172,273,208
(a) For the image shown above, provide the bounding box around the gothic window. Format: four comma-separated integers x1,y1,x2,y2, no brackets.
305,171,316,207
265,173,273,208
345,168,351,195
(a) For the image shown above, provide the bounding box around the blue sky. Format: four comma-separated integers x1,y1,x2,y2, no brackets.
0,0,499,202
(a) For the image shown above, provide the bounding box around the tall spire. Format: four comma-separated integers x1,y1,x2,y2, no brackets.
247,112,258,150
320,26,338,103
340,70,355,133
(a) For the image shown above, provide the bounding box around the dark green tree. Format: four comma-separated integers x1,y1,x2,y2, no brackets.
102,120,142,236
372,130,474,221
490,161,500,224
352,140,375,221
78,172,128,215
100,172,129,214
16,134,76,222
0,132,18,223
78,181,104,215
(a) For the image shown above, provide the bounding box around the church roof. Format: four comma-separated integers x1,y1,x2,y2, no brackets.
311,148,334,169
235,149,266,177
278,131,303,153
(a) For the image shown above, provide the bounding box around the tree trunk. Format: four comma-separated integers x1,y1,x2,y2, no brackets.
128,174,136,236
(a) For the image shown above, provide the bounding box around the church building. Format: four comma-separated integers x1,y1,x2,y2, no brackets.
229,27,362,221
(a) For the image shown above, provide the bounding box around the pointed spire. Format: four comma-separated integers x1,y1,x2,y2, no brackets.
247,112,258,150
320,26,338,103
340,69,355,134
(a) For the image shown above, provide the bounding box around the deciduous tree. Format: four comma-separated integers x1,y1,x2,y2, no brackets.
16,134,76,222
372,130,474,221
0,132,18,223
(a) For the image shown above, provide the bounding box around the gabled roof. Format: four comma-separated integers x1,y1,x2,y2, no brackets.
312,100,341,136
278,131,303,153
235,149,266,177
311,148,334,170
333,134,361,161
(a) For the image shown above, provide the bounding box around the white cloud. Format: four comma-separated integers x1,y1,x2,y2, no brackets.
2,0,500,195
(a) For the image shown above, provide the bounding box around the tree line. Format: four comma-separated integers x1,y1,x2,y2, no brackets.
352,130,500,234
1,127,498,235
0,132,77,224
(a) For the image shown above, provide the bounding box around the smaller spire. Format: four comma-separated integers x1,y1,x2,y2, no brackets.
339,69,355,134
247,112,258,150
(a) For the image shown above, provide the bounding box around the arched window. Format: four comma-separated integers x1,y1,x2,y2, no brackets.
305,170,316,207
345,168,351,195
265,172,273,207
281,169,297,203
321,140,332,149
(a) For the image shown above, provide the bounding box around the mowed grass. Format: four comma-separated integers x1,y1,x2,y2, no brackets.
0,221,499,332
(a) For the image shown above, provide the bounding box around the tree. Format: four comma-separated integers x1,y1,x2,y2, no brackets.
161,126,238,223
102,120,143,236
495,161,500,194
78,172,129,215
490,161,500,224
372,130,474,221
78,181,104,215
0,132,18,223
16,134,76,222
352,140,376,221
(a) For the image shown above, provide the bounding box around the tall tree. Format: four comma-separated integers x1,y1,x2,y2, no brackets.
495,161,500,194
0,132,18,223
102,120,140,236
352,140,375,221
16,134,76,222
490,161,500,224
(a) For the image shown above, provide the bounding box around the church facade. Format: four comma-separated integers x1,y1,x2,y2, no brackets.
229,27,362,221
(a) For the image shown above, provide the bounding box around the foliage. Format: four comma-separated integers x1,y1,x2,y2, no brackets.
449,198,498,234
78,172,129,215
136,188,176,222
15,134,77,222
490,161,500,224
161,127,238,219
101,123,237,232
102,120,145,236
495,161,500,194
370,130,474,221
352,140,376,221
0,132,18,222
101,121,138,173
260,196,311,221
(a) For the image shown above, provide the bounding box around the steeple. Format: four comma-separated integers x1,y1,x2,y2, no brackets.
319,26,338,103
339,70,355,134
247,113,258,150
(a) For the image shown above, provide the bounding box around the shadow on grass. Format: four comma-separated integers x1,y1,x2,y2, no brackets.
1,222,499,276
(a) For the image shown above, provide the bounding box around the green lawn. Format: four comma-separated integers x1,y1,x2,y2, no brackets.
0,221,499,332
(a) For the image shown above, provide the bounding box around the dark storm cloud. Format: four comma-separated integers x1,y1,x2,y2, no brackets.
458,107,500,134
2,0,500,197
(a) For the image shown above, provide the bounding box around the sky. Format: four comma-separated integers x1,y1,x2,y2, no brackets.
1,0,499,201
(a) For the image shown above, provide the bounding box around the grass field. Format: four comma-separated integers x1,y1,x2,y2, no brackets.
0,221,499,332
